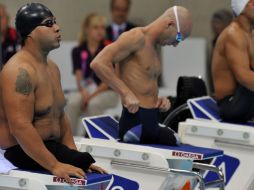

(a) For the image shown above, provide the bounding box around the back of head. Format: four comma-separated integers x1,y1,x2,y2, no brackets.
15,3,54,41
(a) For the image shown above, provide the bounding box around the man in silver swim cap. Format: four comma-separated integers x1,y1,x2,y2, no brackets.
212,0,254,123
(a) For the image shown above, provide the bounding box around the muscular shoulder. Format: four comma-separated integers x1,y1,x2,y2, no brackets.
117,28,145,49
2,56,36,82
1,57,37,94
223,22,248,48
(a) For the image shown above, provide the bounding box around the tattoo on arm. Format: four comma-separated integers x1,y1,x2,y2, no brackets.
15,68,33,96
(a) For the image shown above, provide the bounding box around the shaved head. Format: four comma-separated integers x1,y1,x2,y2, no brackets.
161,6,193,39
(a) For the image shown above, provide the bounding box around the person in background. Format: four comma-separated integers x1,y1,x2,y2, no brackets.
106,0,136,42
66,13,119,135
0,4,18,66
211,9,233,49
208,9,233,92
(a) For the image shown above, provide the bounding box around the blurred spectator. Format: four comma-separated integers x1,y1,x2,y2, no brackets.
106,0,136,42
211,9,233,49
208,9,233,93
65,13,119,135
0,4,18,66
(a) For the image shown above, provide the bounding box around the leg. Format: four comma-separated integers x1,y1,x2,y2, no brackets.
218,85,254,122
85,90,119,116
4,141,95,171
65,92,82,135
119,107,141,142
138,108,178,145
119,107,178,146
4,144,46,171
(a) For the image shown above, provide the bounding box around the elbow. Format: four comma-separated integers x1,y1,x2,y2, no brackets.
90,61,99,72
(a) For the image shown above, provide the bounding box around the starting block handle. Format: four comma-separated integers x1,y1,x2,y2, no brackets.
193,162,225,190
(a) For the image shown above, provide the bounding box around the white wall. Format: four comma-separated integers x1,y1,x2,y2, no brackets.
161,38,207,93
49,41,77,91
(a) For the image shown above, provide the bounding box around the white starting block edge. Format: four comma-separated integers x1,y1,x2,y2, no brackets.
0,169,113,189
179,119,253,145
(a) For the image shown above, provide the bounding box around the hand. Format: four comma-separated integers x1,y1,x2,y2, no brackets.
122,91,140,113
51,162,86,184
87,164,108,174
80,89,90,110
156,97,171,112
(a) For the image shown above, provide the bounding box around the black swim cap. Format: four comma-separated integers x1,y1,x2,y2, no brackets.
15,3,54,39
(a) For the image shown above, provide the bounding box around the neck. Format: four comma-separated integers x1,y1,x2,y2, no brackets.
87,38,100,49
113,21,125,25
237,14,253,33
23,38,49,63
144,20,163,46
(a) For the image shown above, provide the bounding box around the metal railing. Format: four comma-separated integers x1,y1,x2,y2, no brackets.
111,160,225,190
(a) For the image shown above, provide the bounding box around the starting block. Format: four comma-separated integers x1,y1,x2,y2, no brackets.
74,115,226,190
0,148,138,190
179,96,254,190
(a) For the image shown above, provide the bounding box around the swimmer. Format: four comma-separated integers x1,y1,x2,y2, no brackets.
0,3,106,184
212,0,254,122
91,6,192,145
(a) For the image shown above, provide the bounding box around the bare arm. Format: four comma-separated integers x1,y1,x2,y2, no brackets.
75,70,85,92
1,64,58,171
91,29,144,113
225,31,254,91
60,113,77,150
90,29,145,97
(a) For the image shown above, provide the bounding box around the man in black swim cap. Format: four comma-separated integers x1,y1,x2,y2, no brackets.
0,3,106,184
15,3,60,49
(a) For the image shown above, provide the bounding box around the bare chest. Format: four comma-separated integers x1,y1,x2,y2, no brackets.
248,37,254,70
136,46,161,78
34,68,65,119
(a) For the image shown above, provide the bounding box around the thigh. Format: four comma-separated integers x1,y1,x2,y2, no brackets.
66,92,82,107
138,108,160,143
219,86,254,122
88,90,119,109
4,145,47,171
119,107,141,141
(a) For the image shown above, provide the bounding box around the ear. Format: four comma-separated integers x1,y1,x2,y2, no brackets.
166,18,175,28
248,0,254,6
